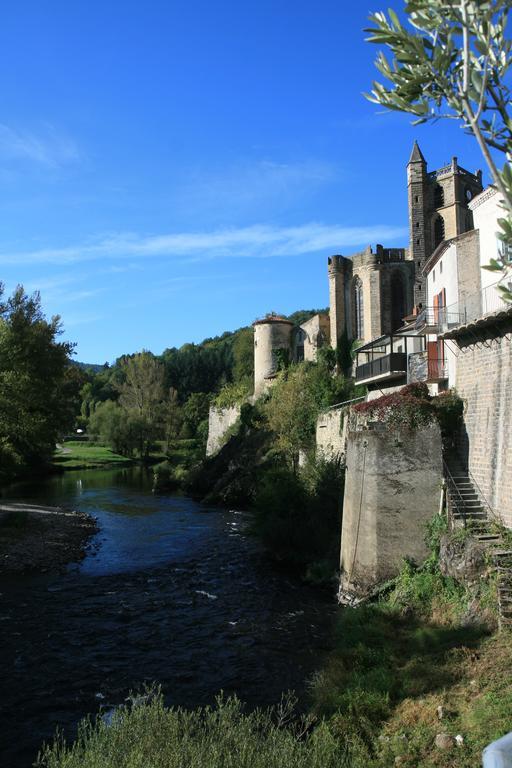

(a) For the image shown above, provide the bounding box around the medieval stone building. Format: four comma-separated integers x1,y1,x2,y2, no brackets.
327,142,483,349
250,142,483,394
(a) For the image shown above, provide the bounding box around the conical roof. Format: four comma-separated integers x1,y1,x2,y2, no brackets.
408,140,426,164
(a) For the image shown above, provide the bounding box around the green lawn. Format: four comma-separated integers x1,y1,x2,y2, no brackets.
53,441,133,470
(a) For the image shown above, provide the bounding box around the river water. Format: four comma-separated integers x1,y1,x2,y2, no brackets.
0,467,337,767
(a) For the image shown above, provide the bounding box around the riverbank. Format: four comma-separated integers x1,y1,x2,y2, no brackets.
0,502,97,574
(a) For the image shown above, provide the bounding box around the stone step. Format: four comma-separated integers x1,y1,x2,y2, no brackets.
452,514,487,521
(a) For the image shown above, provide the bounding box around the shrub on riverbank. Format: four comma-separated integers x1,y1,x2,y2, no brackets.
252,458,343,579
152,440,200,492
36,693,349,768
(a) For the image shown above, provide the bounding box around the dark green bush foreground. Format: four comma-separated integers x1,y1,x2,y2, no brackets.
37,694,349,768
252,459,344,579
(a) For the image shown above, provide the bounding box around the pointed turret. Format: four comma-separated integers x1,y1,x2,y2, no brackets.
408,140,426,165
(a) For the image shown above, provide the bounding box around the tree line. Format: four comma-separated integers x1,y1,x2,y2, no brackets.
0,279,328,482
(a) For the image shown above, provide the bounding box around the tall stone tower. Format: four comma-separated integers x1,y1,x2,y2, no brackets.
253,315,294,397
407,141,430,309
328,255,351,348
407,141,483,309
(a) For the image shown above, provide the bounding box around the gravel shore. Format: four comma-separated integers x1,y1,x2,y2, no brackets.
0,502,98,574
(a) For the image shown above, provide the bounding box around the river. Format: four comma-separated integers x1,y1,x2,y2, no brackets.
0,467,337,767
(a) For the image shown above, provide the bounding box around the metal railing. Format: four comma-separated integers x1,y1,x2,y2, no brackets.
327,395,365,410
414,306,464,332
465,464,498,523
444,280,510,331
443,460,472,527
355,352,407,383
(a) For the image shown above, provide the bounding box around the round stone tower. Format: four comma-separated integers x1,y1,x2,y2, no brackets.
253,314,294,397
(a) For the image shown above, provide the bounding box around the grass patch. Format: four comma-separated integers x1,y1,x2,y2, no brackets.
310,552,512,767
53,442,133,470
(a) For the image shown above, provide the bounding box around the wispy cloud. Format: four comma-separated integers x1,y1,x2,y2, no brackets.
0,123,81,168
0,222,408,266
176,159,336,212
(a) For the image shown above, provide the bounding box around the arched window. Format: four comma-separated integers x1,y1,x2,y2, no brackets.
391,272,405,331
434,215,445,248
434,184,444,208
465,211,474,232
353,277,364,340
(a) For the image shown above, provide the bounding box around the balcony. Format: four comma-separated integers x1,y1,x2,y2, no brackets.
414,307,463,334
408,351,448,383
355,352,407,385
427,358,449,382
440,280,512,337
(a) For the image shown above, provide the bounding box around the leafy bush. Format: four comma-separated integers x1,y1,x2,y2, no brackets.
214,381,250,408
353,382,434,430
431,389,464,440
253,458,344,574
36,692,350,768
353,383,463,436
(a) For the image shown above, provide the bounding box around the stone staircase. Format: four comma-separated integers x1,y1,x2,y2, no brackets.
444,451,512,630
444,453,489,529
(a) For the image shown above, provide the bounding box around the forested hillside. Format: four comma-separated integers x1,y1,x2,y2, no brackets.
77,308,328,457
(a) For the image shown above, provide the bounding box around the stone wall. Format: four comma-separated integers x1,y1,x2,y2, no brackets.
301,313,330,361
455,229,481,317
339,420,443,596
316,408,348,461
206,405,241,457
454,325,512,527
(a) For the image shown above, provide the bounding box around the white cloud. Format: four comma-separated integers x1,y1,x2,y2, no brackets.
0,123,81,167
0,222,408,266
176,159,336,211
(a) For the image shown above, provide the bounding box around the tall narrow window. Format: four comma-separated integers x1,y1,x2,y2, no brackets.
434,184,444,208
353,277,364,340
391,272,405,331
434,215,445,248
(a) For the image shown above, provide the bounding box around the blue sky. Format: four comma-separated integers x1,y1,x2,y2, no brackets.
0,1,489,363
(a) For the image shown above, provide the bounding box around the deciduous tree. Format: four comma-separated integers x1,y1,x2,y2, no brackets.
0,284,75,479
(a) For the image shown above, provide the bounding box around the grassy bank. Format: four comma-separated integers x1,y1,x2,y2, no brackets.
53,441,133,470
312,600,510,766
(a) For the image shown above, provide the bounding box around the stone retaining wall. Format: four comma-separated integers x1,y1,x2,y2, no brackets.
206,405,241,456
340,420,443,596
